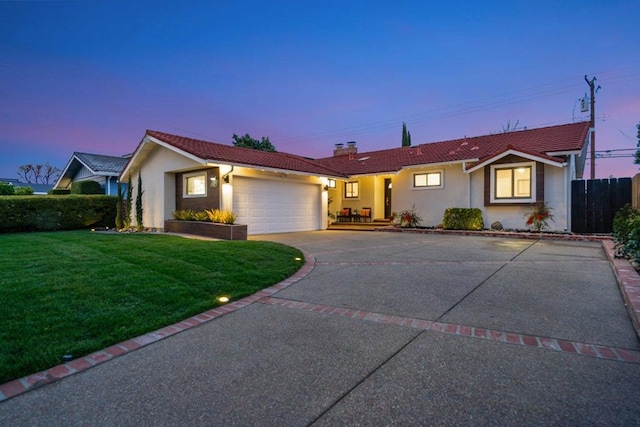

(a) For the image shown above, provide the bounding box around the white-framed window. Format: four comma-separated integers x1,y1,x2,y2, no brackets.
413,171,443,189
184,172,207,197
344,181,359,198
490,162,535,203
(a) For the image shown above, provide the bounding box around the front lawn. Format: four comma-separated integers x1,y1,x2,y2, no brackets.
0,230,303,384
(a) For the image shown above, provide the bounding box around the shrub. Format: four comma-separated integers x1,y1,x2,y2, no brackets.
173,210,197,221
442,208,484,230
71,180,103,195
15,186,34,195
49,189,71,195
612,204,640,259
395,205,422,228
0,195,117,232
525,201,554,232
0,182,15,195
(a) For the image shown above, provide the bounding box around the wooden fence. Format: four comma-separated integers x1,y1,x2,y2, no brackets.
571,178,631,234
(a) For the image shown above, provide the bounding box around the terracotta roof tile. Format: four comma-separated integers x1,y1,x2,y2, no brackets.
316,121,591,175
145,130,346,177
143,122,590,178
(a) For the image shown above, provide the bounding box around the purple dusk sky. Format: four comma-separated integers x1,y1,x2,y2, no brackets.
1,1,639,180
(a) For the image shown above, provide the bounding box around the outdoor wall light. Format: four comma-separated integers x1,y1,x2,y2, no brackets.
210,176,218,188
223,175,230,184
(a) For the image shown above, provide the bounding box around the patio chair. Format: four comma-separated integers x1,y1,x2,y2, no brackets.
360,207,372,222
337,207,352,222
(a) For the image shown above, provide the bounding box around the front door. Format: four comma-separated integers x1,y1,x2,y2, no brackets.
384,178,392,219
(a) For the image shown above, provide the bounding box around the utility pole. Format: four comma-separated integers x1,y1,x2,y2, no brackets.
584,75,600,179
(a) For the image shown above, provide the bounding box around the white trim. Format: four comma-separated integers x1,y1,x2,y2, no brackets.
412,169,444,190
466,149,565,174
546,150,582,156
183,171,208,198
489,161,536,204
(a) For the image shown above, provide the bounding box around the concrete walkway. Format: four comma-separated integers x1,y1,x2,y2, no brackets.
1,231,639,425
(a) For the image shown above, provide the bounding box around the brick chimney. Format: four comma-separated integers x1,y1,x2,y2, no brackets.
333,141,357,156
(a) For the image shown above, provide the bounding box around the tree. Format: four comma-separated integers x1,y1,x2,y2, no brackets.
634,121,640,165
115,180,124,230
124,174,133,230
501,119,522,133
232,133,276,152
401,122,412,147
17,163,61,184
135,173,144,232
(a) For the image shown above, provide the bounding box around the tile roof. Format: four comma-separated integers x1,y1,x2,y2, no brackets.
145,130,345,177
73,152,129,174
139,122,590,178
315,121,591,175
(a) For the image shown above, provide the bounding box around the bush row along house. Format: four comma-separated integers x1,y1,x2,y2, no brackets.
119,121,591,234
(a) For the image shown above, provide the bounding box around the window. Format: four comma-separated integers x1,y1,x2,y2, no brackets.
413,171,442,189
184,173,206,197
327,179,336,188
344,181,359,198
491,163,534,202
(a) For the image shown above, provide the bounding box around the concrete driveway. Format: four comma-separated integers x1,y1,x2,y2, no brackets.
1,231,639,425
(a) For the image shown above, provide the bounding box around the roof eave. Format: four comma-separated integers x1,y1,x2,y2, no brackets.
401,159,478,171
546,150,582,156
465,149,566,174
205,159,346,179
121,134,208,180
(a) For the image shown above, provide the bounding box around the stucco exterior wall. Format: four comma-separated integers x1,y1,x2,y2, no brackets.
331,176,376,218
470,164,569,231
392,164,469,226
384,162,570,231
130,145,204,229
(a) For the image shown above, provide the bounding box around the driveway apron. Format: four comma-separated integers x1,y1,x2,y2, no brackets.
1,231,639,426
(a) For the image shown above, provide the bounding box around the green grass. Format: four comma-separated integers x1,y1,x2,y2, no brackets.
0,230,303,384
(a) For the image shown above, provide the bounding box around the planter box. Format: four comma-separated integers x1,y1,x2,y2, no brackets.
164,220,248,240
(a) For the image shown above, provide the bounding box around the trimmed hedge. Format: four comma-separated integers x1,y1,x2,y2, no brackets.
442,207,484,231
0,195,117,233
71,180,103,195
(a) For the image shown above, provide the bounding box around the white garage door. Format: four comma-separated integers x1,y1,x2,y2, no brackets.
233,177,321,235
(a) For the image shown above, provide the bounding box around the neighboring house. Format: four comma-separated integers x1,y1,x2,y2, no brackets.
121,121,591,235
55,152,130,195
0,178,53,194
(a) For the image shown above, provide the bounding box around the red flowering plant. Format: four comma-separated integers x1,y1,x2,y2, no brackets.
396,205,423,228
525,201,554,232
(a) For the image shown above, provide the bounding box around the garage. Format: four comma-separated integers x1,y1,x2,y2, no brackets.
232,176,322,235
